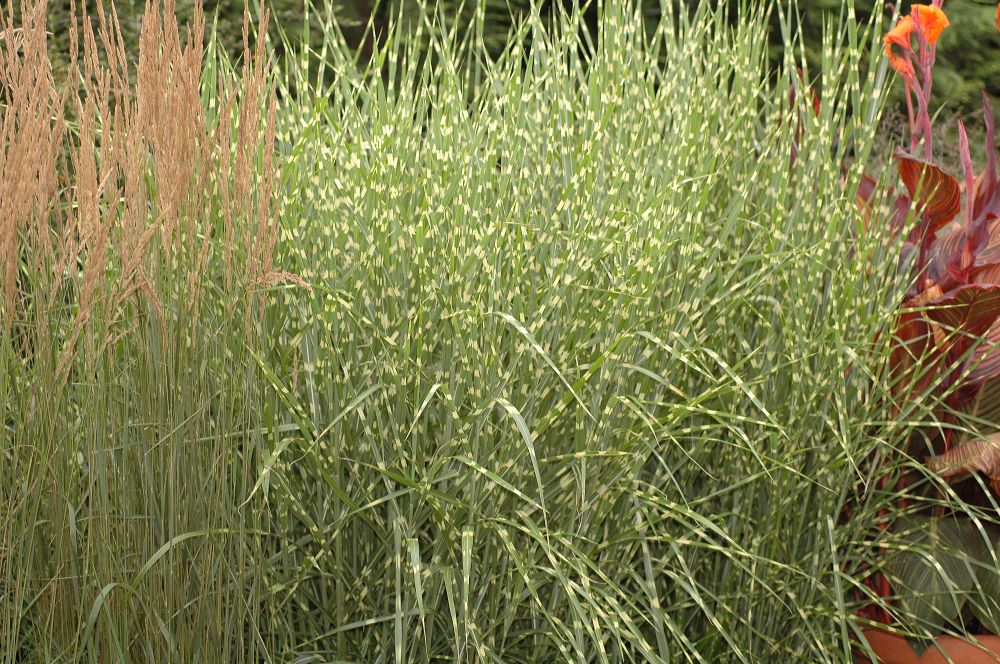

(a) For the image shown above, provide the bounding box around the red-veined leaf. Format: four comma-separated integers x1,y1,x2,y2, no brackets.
893,194,913,235
975,263,1000,286
951,124,993,281
973,173,1000,224
928,221,964,289
857,172,878,205
855,172,879,231
972,380,1000,427
927,433,1000,495
974,93,1000,220
974,217,1000,267
924,284,1000,339
896,151,962,236
963,320,1000,386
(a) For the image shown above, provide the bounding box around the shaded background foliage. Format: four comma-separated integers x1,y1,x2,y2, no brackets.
35,0,1000,116
766,0,1000,111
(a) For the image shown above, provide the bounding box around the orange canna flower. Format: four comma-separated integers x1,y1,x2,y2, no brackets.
884,16,915,79
883,6,949,80
910,5,949,45
996,3,1000,31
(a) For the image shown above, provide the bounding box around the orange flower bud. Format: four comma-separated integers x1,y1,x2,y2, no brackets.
883,16,915,79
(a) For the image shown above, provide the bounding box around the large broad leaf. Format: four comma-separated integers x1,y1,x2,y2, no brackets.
926,434,1000,496
971,381,1000,430
857,172,879,205
967,526,1000,635
973,93,1000,222
916,285,1000,396
886,516,978,638
897,151,962,238
963,322,1000,386
890,286,1000,404
894,194,915,238
924,285,1000,340
974,218,1000,269
975,263,1000,287
927,222,966,291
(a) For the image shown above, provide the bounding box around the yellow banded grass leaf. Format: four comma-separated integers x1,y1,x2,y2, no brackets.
886,515,978,638
896,151,962,237
926,434,1000,496
889,310,937,403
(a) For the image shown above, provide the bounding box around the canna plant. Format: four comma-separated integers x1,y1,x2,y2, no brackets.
857,0,1000,649
879,2,1000,420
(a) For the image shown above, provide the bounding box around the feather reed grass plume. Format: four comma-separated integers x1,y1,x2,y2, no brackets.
0,0,283,377
1,1,283,660
0,0,66,333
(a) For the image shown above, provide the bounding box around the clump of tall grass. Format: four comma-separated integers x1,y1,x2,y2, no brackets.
265,1,903,662
1,0,283,660
1,0,959,661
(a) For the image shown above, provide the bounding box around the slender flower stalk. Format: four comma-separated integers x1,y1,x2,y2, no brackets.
883,3,948,159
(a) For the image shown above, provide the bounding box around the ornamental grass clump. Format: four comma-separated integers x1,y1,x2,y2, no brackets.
261,1,900,661
0,0,930,661
1,0,287,660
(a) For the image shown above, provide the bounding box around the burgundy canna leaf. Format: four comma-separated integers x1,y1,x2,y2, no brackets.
923,284,1000,340
857,172,878,205
947,122,993,283
855,173,896,234
926,433,1000,496
929,221,964,289
959,122,976,226
896,151,962,238
963,320,1000,386
973,93,1000,221
890,284,1000,406
974,217,1000,269
959,263,1000,387
893,193,914,236
974,262,1000,286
